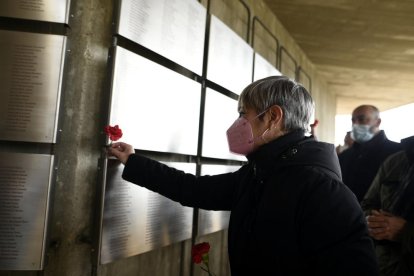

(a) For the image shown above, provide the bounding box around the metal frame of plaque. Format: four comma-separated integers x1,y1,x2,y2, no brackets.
297,66,312,93
253,52,282,81
115,0,206,75
207,15,254,95
0,0,71,24
279,46,297,80
95,158,196,265
0,152,55,270
0,30,67,143
251,16,279,72
197,164,240,236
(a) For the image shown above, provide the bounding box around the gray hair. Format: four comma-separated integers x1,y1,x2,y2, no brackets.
238,75,314,132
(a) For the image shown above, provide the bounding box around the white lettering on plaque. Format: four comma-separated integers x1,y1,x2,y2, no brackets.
117,0,206,75
0,30,66,143
0,0,70,23
100,160,195,264
0,153,54,270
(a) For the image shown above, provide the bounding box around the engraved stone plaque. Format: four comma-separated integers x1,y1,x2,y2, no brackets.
109,46,201,155
0,152,54,270
202,88,245,161
100,159,195,264
0,0,71,24
116,0,206,75
0,30,66,143
207,16,254,94
280,48,297,80
198,164,240,236
253,52,282,81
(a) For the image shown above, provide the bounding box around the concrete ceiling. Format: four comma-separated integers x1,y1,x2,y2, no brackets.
263,0,414,114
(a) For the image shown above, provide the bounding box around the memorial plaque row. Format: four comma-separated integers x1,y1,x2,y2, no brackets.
109,46,287,161
0,30,66,143
0,152,54,270
99,160,241,264
0,0,71,24
100,159,196,264
0,1,68,270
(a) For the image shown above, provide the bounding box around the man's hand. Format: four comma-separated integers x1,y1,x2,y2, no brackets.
108,142,135,164
366,210,407,241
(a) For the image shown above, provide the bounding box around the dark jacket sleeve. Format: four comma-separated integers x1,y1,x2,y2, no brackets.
401,221,414,271
299,171,379,275
361,164,384,215
122,154,243,210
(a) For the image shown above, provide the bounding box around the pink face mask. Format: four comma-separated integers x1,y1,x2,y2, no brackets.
226,110,268,156
226,117,255,155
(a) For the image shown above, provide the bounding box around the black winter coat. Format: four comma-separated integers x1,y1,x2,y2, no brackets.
122,130,379,275
339,130,401,202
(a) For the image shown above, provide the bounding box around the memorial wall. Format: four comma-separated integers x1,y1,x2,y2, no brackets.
0,0,69,270
0,0,314,270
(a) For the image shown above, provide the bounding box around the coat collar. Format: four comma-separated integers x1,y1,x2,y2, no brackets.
246,129,306,168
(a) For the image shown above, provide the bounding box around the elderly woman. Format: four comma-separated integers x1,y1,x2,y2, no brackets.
109,76,378,275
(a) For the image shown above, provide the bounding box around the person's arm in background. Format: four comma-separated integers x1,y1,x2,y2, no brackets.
361,163,384,224
362,157,401,241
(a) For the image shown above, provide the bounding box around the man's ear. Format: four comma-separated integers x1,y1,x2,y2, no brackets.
375,118,381,127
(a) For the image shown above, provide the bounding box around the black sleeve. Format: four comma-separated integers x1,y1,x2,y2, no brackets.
361,163,384,216
401,221,414,271
122,154,243,210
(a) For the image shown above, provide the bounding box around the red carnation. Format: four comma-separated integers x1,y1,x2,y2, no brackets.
192,242,214,275
104,125,123,142
192,242,210,264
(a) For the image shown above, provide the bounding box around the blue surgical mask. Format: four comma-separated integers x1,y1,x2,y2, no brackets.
351,124,374,143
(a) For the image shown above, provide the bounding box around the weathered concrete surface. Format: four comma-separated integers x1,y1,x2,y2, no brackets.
42,0,115,275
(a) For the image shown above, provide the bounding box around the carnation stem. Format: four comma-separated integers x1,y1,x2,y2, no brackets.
201,263,214,276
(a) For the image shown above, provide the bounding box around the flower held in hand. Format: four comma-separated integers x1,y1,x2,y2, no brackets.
104,125,123,142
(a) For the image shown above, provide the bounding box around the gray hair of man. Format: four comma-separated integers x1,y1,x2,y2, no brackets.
238,75,314,132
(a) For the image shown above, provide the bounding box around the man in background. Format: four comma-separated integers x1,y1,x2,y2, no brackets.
362,135,414,275
338,105,401,202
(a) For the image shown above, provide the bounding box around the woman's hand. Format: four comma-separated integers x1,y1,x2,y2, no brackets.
108,142,135,164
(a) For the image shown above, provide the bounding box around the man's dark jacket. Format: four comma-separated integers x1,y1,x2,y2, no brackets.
362,136,414,276
339,130,401,202
122,130,379,275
